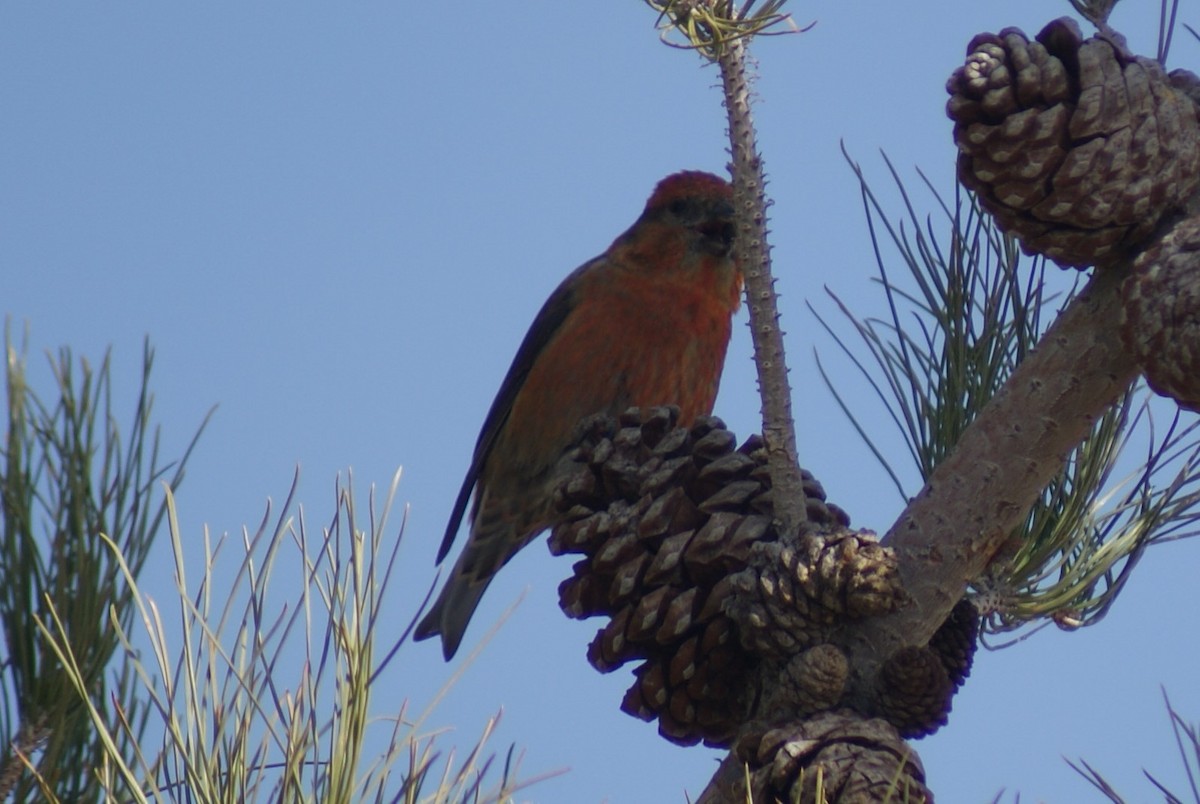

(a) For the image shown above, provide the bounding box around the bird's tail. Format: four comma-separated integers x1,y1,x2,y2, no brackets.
414,561,492,660
415,506,526,660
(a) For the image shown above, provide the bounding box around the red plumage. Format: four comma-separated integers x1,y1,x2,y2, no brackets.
415,171,742,659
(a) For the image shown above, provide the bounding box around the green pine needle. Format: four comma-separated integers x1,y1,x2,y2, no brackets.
31,469,541,802
0,330,210,803
645,0,801,60
819,152,1200,637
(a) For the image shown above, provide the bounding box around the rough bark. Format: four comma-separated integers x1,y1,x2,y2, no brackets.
719,34,808,536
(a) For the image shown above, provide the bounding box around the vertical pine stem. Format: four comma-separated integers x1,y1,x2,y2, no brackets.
717,32,807,533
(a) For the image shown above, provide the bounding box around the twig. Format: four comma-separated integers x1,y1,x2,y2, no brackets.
716,20,808,534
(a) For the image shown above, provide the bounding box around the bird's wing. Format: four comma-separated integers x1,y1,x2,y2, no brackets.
435,259,597,563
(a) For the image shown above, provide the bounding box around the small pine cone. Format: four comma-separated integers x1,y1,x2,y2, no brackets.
947,17,1200,269
777,644,850,715
877,646,955,738
928,598,980,689
1119,214,1200,410
740,712,931,804
800,529,908,619
549,406,852,748
726,527,907,658
725,528,907,658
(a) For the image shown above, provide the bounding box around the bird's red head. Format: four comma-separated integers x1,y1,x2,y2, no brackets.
632,170,738,267
644,170,733,214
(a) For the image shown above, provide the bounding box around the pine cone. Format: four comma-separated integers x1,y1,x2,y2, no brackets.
550,407,852,747
726,528,906,658
947,17,1200,269
738,713,932,804
552,407,965,747
1119,213,1200,410
929,598,980,690
778,644,850,716
877,646,955,739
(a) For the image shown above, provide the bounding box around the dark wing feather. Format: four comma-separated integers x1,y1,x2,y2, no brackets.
435,259,595,563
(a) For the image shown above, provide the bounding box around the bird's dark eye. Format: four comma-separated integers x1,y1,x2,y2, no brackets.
718,221,735,246
697,219,736,253
668,199,689,217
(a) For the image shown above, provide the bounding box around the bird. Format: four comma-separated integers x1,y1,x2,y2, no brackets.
415,170,743,659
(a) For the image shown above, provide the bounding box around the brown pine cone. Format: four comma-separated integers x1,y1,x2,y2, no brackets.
1119,213,1200,410
777,644,850,716
947,17,1200,269
737,713,932,804
876,646,955,739
550,406,852,747
726,528,906,658
552,407,964,746
928,598,979,690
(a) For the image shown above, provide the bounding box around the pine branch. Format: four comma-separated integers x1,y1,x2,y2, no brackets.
842,264,1139,706
717,33,808,535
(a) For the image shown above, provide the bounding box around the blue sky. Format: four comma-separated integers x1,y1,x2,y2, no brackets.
4,2,1200,801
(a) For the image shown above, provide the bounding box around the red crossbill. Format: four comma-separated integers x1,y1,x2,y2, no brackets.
416,171,742,659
